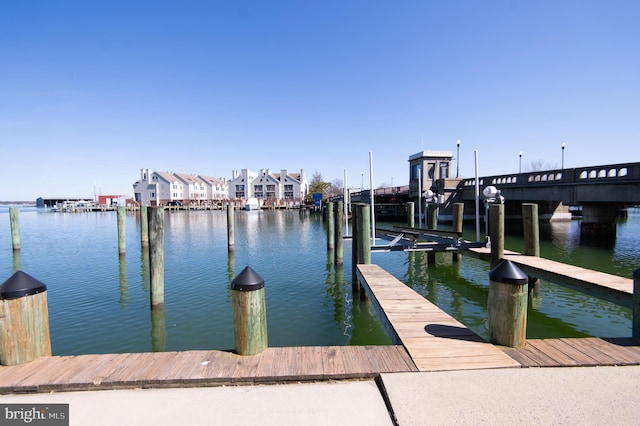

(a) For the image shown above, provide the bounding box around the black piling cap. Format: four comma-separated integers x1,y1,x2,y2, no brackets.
231,266,264,292
0,271,47,300
634,267,640,279
489,259,528,285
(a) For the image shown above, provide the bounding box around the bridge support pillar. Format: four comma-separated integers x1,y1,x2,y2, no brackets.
580,204,617,238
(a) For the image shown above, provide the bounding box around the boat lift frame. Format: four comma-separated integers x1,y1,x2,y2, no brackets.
371,226,487,253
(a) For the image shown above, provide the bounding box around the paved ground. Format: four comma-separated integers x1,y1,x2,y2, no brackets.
3,366,640,425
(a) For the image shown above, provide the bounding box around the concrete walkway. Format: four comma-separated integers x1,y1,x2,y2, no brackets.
3,366,640,425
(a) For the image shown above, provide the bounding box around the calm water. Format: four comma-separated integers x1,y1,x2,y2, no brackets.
0,207,638,355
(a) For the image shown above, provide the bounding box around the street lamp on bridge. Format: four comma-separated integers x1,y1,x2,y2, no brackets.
456,138,461,178
562,142,566,170
519,151,523,174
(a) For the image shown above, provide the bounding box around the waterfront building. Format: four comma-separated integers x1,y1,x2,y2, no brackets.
133,167,308,207
228,168,308,207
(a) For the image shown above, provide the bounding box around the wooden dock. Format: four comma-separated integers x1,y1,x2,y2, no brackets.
505,337,640,367
0,345,417,394
2,259,639,395
465,247,633,307
356,264,521,371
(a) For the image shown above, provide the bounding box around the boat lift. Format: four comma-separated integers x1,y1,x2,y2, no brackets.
371,226,487,253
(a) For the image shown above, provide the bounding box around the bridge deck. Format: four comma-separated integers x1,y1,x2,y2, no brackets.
356,264,521,371
466,248,632,307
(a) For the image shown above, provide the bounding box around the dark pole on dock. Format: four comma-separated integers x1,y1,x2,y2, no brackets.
117,206,126,255
9,208,20,251
335,201,344,265
0,271,51,365
487,259,529,348
452,203,464,262
231,266,268,355
407,202,415,228
227,205,235,252
327,202,334,251
140,205,149,248
633,268,640,338
489,203,504,269
148,206,165,309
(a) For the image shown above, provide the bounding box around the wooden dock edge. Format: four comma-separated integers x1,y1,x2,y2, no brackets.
0,345,418,394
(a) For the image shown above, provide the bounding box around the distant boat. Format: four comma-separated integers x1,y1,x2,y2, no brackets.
245,197,260,211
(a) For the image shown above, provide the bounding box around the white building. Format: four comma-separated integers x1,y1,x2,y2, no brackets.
133,168,307,207
228,168,308,206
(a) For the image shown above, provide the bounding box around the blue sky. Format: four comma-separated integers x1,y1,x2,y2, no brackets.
1,0,638,200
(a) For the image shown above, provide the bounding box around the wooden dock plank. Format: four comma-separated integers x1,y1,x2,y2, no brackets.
465,248,632,307
357,264,521,371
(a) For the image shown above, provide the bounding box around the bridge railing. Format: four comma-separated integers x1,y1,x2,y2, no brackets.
462,162,640,189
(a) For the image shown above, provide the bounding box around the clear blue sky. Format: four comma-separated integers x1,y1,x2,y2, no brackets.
1,0,638,201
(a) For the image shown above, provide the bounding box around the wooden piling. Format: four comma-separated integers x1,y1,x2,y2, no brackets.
428,204,438,230
9,207,20,251
148,206,165,309
351,203,359,291
356,204,371,266
452,203,464,262
489,203,504,269
335,201,344,265
522,203,541,291
0,271,51,365
487,260,529,348
407,202,415,228
327,202,334,250
227,205,235,252
117,206,126,255
633,268,640,338
231,267,267,356
523,203,540,257
140,205,149,248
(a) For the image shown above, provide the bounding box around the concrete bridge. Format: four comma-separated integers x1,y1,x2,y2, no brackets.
444,161,640,236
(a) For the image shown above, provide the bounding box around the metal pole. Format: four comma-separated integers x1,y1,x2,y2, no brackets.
418,165,422,228
474,150,480,242
369,151,375,243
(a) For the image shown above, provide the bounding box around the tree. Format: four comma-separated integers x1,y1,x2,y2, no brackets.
306,170,331,202
525,160,559,172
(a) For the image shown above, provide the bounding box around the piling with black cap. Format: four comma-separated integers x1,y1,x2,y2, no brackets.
231,266,267,355
633,267,640,338
487,259,529,348
0,271,51,365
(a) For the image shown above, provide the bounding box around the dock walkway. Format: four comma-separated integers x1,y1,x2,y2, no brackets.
356,264,520,371
466,247,633,306
0,345,417,394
